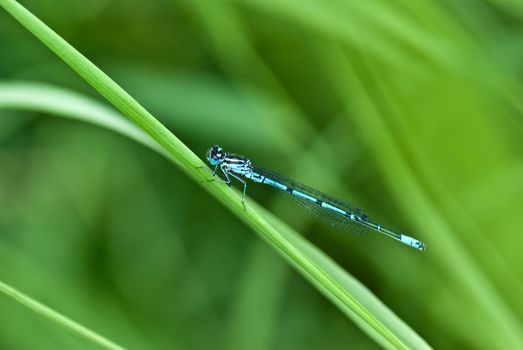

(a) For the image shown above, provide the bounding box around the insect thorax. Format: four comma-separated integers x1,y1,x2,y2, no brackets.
224,156,253,177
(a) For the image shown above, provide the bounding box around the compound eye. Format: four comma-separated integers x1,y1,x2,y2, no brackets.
211,145,223,160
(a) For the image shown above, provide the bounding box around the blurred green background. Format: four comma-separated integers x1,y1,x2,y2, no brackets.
1,0,523,349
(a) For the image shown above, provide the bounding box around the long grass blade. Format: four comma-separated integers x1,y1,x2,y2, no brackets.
0,0,430,347
0,280,125,350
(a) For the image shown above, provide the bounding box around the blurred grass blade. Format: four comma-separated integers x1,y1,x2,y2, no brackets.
0,0,428,348
0,280,124,350
0,81,165,155
0,81,431,349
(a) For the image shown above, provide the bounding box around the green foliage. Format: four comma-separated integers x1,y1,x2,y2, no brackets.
0,280,124,350
1,0,523,349
0,79,434,349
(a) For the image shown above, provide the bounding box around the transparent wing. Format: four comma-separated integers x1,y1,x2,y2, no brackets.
254,167,369,236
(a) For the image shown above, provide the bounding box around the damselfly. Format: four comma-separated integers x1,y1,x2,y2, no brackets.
204,145,425,251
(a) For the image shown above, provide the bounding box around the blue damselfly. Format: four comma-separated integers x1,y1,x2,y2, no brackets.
205,145,425,251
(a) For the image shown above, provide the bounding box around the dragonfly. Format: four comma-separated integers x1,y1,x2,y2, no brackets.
204,145,425,251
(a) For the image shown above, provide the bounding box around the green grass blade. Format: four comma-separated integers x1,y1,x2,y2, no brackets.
0,0,429,347
0,81,165,155
0,81,430,349
0,280,125,350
